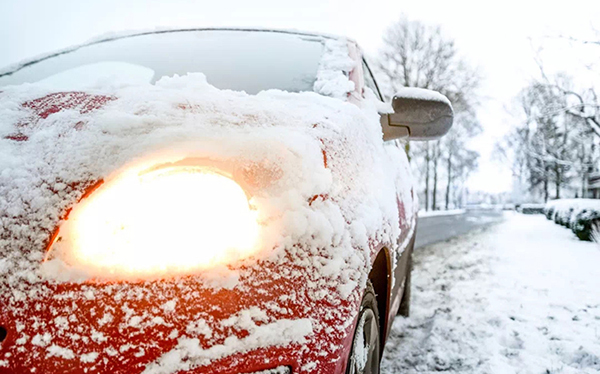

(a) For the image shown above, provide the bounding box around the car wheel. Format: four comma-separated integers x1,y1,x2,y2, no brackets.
398,252,413,317
347,281,380,374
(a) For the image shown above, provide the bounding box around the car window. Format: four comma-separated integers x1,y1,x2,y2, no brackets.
0,30,324,94
362,59,383,101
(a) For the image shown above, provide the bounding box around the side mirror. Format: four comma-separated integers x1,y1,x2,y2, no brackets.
380,88,454,141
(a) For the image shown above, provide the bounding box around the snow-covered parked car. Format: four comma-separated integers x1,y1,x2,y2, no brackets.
518,203,544,215
0,29,453,374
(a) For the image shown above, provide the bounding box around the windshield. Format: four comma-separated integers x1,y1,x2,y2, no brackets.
0,30,325,94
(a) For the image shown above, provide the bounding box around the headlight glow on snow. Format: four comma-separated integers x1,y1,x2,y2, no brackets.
47,164,259,279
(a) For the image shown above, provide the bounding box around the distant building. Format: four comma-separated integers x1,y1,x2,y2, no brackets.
587,171,600,198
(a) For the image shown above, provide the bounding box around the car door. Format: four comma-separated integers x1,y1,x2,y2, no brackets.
360,54,417,327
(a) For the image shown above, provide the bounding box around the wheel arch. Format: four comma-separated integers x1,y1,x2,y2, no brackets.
368,246,391,354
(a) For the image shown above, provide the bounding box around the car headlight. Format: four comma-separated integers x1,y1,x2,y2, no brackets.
45,162,260,280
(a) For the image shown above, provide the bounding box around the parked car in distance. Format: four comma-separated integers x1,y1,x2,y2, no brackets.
519,203,545,215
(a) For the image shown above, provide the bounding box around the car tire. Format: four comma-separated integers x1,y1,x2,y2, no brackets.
397,252,412,317
346,281,381,374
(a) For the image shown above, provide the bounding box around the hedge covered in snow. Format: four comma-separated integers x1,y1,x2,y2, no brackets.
544,199,600,241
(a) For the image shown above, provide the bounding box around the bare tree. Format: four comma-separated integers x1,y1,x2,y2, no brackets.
377,16,480,110
432,140,440,210
496,79,598,201
443,110,481,209
376,16,482,210
534,32,600,138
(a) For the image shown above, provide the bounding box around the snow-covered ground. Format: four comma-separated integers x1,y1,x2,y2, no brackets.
382,212,600,374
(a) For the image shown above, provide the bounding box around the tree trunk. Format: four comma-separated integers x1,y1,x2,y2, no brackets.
582,170,587,198
445,150,452,210
543,165,549,202
555,165,561,199
582,139,594,198
424,142,430,211
432,141,440,210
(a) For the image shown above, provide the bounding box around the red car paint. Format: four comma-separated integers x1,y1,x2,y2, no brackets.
0,31,416,374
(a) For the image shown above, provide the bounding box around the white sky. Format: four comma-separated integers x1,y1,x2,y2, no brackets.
2,0,599,193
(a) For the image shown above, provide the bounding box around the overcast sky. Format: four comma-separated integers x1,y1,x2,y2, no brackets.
2,0,600,193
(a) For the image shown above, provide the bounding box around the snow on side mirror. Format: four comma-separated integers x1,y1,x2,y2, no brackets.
381,88,454,141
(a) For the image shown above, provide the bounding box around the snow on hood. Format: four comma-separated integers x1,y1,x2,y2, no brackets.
0,71,412,294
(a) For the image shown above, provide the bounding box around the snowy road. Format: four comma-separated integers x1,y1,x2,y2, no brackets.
382,213,600,374
415,209,505,248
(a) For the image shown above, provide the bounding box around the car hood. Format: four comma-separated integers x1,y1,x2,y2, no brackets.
0,74,413,373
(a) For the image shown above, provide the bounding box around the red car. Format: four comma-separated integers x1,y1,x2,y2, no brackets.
0,29,452,374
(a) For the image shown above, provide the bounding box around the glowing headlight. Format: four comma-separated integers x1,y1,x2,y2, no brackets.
47,165,259,279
